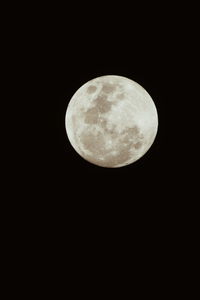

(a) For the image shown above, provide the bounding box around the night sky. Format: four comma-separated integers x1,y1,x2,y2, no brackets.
14,3,196,291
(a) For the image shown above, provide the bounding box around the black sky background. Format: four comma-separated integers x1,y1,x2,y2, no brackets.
14,2,194,217
22,2,192,219
8,2,198,291
22,3,193,240
34,4,183,198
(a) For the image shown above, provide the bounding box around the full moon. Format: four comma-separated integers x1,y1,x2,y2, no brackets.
65,75,158,168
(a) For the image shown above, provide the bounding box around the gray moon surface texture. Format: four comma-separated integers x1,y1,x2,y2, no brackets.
65,75,158,168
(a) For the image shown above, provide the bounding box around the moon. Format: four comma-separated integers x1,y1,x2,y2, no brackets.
65,75,158,168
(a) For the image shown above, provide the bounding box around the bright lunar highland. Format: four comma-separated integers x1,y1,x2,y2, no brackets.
65,75,158,168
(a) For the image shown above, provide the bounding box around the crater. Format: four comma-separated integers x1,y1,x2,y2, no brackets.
104,124,118,138
126,126,140,136
84,95,113,124
94,95,112,113
99,118,108,130
103,141,133,167
80,123,143,167
120,126,140,143
101,83,116,93
80,131,105,156
87,85,97,94
134,141,143,149
106,153,130,167
121,126,144,150
81,127,135,167
84,107,99,124
116,93,125,100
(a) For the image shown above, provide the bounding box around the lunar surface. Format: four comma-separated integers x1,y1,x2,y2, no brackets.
65,75,158,168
